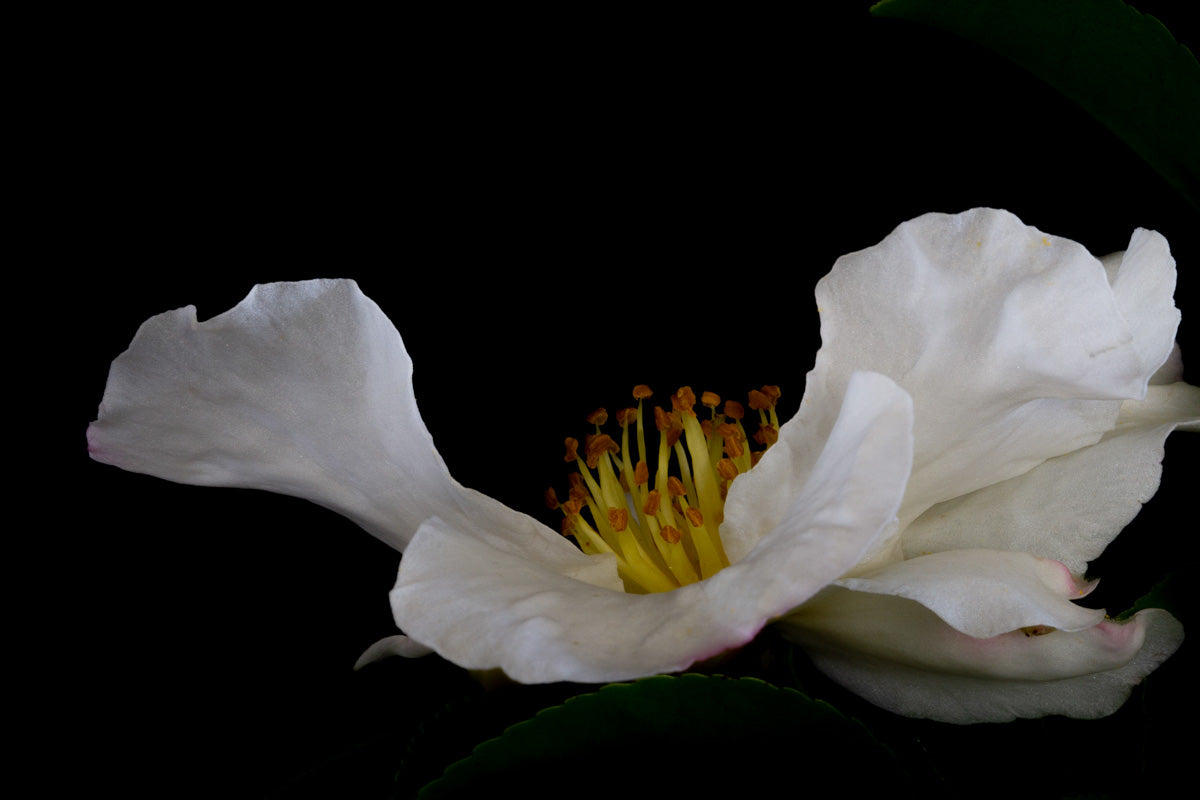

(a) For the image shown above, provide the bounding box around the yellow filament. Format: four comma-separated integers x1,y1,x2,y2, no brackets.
552,384,780,593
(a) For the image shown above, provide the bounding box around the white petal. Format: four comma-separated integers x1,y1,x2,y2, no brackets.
1105,228,1180,378
901,380,1198,571
353,634,434,669
903,432,1164,574
783,587,1184,723
87,280,588,566
1118,380,1200,432
390,371,914,683
721,371,913,563
836,550,1104,638
801,209,1170,527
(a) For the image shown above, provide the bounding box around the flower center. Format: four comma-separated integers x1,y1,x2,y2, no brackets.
546,384,781,594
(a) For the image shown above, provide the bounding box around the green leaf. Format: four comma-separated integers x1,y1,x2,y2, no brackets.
1116,572,1185,622
871,0,1200,211
418,674,913,798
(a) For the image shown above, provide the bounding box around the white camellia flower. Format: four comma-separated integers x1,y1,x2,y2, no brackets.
88,208,1197,723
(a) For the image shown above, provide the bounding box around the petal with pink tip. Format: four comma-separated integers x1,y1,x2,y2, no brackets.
783,587,1183,723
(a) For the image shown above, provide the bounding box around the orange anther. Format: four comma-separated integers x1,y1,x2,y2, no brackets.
544,487,560,509
562,497,583,516
586,408,608,426
654,407,683,445
723,435,744,459
643,489,661,516
585,433,619,469
748,390,770,410
685,507,704,528
716,423,742,440
634,460,650,485
754,426,779,447
607,507,629,532
563,437,580,462
672,386,697,415
667,476,687,497
632,384,653,400
586,433,619,458
723,400,745,420
716,458,739,481
659,525,682,544
760,385,781,403
615,407,636,426
700,391,721,409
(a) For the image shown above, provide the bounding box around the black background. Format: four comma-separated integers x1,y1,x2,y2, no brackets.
45,3,1199,797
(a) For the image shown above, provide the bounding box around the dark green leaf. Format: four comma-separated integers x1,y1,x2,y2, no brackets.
871,0,1200,211
418,673,912,798
1116,573,1185,621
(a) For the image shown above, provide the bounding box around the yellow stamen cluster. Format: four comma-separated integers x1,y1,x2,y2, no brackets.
546,384,782,594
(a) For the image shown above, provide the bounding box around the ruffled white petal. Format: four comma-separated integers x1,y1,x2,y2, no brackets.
797,209,1172,531
87,280,592,570
720,367,914,564
389,371,914,683
771,211,1191,723
901,380,1198,571
782,587,1184,723
901,428,1172,573
836,550,1103,638
1103,228,1180,378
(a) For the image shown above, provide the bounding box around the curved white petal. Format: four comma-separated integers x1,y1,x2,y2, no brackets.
797,209,1174,529
783,587,1184,723
354,634,434,669
836,550,1104,638
901,430,1166,573
87,280,591,570
1104,228,1180,378
1118,381,1200,432
390,371,914,683
720,369,914,564
901,381,1198,570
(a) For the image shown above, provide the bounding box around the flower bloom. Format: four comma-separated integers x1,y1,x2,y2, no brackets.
88,209,1198,723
